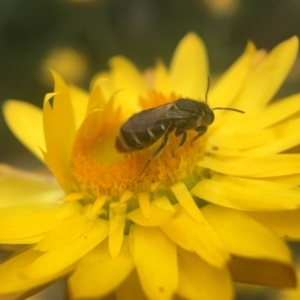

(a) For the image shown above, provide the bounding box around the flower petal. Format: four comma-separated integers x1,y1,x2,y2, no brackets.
209,41,256,108
109,56,148,115
247,117,300,155
198,154,300,178
138,192,151,219
69,238,134,299
161,204,229,269
43,71,77,191
72,108,120,165
170,32,208,99
0,249,72,294
116,270,148,300
177,248,233,300
86,80,107,115
160,213,192,252
153,59,172,95
235,36,298,110
69,84,89,129
171,181,205,223
109,202,127,259
192,175,300,211
3,100,45,161
129,226,177,300
0,202,80,242
23,218,108,279
254,93,300,129
34,212,94,251
269,173,300,185
127,196,175,227
202,205,292,263
229,256,296,288
0,165,63,209
0,235,45,245
248,209,300,240
210,113,300,154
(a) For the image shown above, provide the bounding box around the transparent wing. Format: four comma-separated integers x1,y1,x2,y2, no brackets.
122,102,194,132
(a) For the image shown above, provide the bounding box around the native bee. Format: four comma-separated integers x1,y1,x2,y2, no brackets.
115,78,244,174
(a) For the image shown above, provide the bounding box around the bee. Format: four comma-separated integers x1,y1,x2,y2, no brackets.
115,78,244,174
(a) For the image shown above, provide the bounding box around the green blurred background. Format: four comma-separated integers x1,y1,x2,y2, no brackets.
1,1,300,299
1,0,300,169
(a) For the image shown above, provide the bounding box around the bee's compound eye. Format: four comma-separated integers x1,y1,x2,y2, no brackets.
205,108,214,125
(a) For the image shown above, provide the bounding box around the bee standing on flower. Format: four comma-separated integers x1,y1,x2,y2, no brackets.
115,78,244,173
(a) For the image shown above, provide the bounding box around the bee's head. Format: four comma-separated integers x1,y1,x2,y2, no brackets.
196,102,215,125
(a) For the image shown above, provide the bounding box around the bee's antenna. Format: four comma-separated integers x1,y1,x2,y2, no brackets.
212,107,245,114
204,75,244,114
205,76,210,103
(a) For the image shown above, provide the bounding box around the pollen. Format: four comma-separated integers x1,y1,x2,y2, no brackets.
70,92,206,197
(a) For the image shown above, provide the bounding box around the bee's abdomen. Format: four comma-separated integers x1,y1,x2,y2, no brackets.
115,130,130,153
115,124,165,153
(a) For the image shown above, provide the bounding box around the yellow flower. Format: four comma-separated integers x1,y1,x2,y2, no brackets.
2,33,300,300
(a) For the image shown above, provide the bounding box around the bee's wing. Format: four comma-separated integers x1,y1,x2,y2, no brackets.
121,103,174,132
122,102,196,132
164,107,195,119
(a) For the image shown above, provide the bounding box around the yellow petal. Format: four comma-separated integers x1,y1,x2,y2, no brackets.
162,204,229,269
127,196,174,227
229,256,296,288
0,235,45,245
86,80,107,115
247,117,300,155
88,195,108,218
268,173,300,185
138,192,151,219
109,202,127,259
116,270,148,300
129,226,177,300
248,209,300,240
35,213,94,251
43,71,77,191
209,41,256,108
0,249,73,294
153,59,172,95
170,32,208,99
170,181,205,223
254,93,300,129
60,192,85,202
211,124,277,151
3,100,45,161
0,202,80,241
202,205,292,263
69,237,134,299
160,213,192,252
72,108,119,165
120,190,133,203
109,56,147,115
69,84,89,129
198,154,300,178
0,291,29,300
177,248,233,300
23,218,108,279
235,36,298,110
90,72,115,102
0,166,63,209
192,175,300,211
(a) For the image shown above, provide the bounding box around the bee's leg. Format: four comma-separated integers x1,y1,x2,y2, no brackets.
172,129,187,157
191,126,207,146
139,132,169,175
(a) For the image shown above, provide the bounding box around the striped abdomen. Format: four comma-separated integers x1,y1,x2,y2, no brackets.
115,121,169,153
